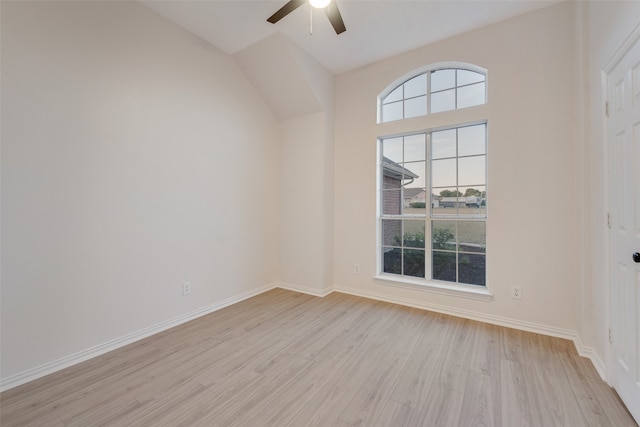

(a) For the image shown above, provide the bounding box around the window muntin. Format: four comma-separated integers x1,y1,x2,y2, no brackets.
380,68,486,123
378,123,487,286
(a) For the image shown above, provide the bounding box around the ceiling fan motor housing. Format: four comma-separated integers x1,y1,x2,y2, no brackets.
267,0,346,35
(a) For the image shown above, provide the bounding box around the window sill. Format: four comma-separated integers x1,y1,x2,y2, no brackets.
373,274,493,302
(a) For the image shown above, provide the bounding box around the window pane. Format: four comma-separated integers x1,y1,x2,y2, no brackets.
459,186,486,216
382,219,402,246
431,191,445,215
432,129,457,159
458,155,485,186
472,205,486,218
382,137,403,163
383,248,401,274
457,82,486,109
432,251,456,282
404,74,427,97
432,158,456,188
458,125,486,157
404,134,426,162
384,85,403,104
431,69,455,92
458,221,486,253
382,102,403,123
432,220,456,250
460,186,485,198
403,220,425,248
458,253,485,286
432,188,461,215
382,189,402,215
431,89,455,113
404,96,427,119
457,69,485,86
404,161,425,191
403,249,425,278
405,187,426,214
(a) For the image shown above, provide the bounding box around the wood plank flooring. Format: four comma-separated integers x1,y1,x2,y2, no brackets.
1,288,637,426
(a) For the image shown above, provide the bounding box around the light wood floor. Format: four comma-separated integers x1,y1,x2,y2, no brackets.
1,288,636,426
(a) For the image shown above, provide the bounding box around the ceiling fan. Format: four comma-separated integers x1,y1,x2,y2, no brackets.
267,0,346,35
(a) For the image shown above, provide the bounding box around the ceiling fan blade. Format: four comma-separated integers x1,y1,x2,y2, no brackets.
325,1,346,34
267,0,306,24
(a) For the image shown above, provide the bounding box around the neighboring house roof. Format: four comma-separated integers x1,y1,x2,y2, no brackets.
404,188,425,199
382,156,419,180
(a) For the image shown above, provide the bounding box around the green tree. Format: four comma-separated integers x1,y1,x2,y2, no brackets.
463,188,482,197
439,189,462,197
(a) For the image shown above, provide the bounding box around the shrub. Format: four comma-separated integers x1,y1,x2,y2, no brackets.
433,228,454,250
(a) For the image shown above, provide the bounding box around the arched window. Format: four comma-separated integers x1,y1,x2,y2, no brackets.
377,64,488,292
379,66,486,123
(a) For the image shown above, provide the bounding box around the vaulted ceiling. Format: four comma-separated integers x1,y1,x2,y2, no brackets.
141,0,562,75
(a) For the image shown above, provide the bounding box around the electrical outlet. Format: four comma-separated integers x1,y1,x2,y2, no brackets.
182,282,191,296
354,264,360,274
511,286,522,299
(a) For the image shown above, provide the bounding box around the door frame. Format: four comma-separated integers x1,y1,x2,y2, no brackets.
603,20,640,396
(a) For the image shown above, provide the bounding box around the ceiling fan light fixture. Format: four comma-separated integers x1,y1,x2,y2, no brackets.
309,0,331,9
267,0,345,34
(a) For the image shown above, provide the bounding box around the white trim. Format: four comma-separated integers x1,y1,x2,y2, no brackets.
374,274,493,302
601,67,615,391
603,22,640,73
333,284,575,340
0,283,275,392
602,27,640,424
574,333,607,382
1,280,604,393
332,283,608,379
602,20,640,395
273,280,333,297
366,282,608,380
276,283,601,378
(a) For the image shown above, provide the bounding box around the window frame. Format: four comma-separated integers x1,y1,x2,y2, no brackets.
375,63,492,301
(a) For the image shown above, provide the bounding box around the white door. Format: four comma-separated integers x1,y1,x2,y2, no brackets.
608,31,640,425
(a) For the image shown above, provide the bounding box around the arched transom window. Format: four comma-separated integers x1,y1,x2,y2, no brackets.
379,67,486,123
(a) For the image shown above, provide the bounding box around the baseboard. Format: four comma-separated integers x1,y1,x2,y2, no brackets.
333,284,577,340
275,282,609,382
331,284,611,380
0,283,274,392
328,284,609,383
273,281,333,297
573,334,607,381
2,281,607,392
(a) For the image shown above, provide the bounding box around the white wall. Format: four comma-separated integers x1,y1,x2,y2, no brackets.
279,112,332,294
333,3,579,332
581,1,640,370
277,83,334,295
233,30,335,296
0,1,281,383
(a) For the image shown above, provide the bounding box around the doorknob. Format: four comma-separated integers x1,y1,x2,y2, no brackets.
634,252,640,263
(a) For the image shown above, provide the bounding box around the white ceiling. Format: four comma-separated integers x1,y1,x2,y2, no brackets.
141,0,561,75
